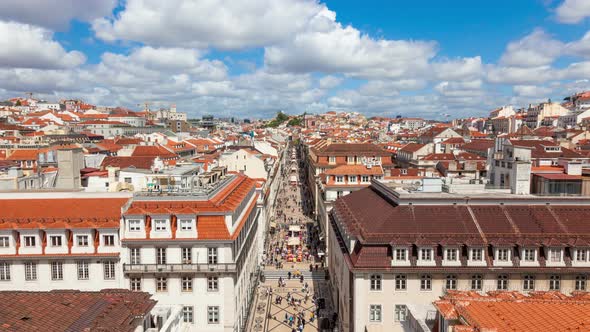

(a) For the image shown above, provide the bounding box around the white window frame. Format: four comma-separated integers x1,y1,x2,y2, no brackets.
77,260,90,280
51,261,63,280
370,274,382,291
420,274,432,291
361,175,370,183
445,248,458,261
24,236,36,247
335,176,344,183
208,247,218,264
50,235,62,247
497,248,510,261
0,237,8,248
103,261,116,280
420,248,432,261
182,247,192,264
394,305,407,322
156,247,167,265
395,248,407,261
130,248,141,264
395,274,407,291
329,156,336,164
77,235,89,247
156,277,167,292
129,219,141,232
471,274,483,290
446,275,457,290
183,306,194,323
576,249,588,262
24,262,37,281
0,262,10,281
523,249,536,262
131,277,141,291
180,219,192,231
154,219,167,231
208,306,220,324
348,175,356,183
103,235,115,246
549,248,562,262
549,275,561,290
181,276,193,292
576,275,587,291
369,304,382,322
497,274,508,290
471,248,483,261
523,275,535,291
208,276,219,292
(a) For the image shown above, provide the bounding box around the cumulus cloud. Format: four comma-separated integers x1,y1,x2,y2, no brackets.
93,0,322,50
499,29,563,67
556,0,590,24
264,8,437,79
0,21,86,69
432,56,483,81
513,85,553,97
318,75,343,89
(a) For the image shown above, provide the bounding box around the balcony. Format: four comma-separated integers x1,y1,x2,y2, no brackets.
122,263,236,274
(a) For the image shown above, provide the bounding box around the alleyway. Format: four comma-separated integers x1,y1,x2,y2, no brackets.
248,143,334,332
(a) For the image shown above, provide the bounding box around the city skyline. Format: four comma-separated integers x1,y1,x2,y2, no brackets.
2,1,590,119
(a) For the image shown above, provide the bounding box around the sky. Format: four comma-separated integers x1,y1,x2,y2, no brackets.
2,1,590,120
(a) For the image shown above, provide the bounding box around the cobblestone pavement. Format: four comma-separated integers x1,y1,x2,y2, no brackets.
248,145,334,332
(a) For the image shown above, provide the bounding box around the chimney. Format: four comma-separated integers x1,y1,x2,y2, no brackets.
55,148,83,190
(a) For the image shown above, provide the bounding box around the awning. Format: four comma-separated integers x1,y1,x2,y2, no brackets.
288,237,301,246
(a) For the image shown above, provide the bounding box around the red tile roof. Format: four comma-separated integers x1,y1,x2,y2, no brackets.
0,290,155,332
101,156,155,170
6,149,38,160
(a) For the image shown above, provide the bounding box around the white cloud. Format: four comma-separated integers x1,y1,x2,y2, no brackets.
566,31,590,57
318,75,343,89
499,29,563,67
556,0,590,24
93,0,322,50
433,57,483,81
487,65,559,85
0,21,86,69
0,0,116,30
264,7,437,79
513,85,553,97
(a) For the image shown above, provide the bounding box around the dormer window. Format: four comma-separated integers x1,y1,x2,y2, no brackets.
348,176,356,183
180,219,193,231
575,249,588,262
129,220,141,231
497,248,510,261
471,248,483,261
361,175,370,183
154,220,167,231
0,237,8,248
445,248,458,261
347,156,355,164
420,248,432,261
523,248,536,262
335,176,344,183
549,248,562,262
395,248,407,261
24,236,36,247
329,156,336,164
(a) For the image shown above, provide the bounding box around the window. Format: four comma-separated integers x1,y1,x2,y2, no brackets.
395,274,407,290
51,261,63,280
348,175,356,183
208,306,220,324
446,248,457,261
497,274,508,290
335,176,344,183
370,274,382,291
103,261,116,280
156,247,167,265
394,305,407,322
471,274,483,290
182,276,193,292
124,177,132,184
446,275,457,290
208,276,219,291
49,236,61,247
24,262,37,281
395,248,407,261
361,175,370,183
156,277,167,292
77,260,90,280
576,249,588,262
0,262,9,281
523,249,535,262
420,274,432,291
576,275,587,291
523,275,535,291
208,247,218,264
154,220,167,231
131,277,141,291
329,156,336,164
130,248,141,264
0,237,8,247
347,156,355,164
549,249,562,262
183,306,194,323
420,248,432,261
129,220,141,231
549,275,560,290
180,220,192,231
77,235,89,247
24,236,36,247
497,248,510,261
182,247,192,264
103,235,115,246
369,305,382,322
471,248,483,261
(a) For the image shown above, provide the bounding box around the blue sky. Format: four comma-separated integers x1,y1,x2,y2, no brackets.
2,0,590,119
